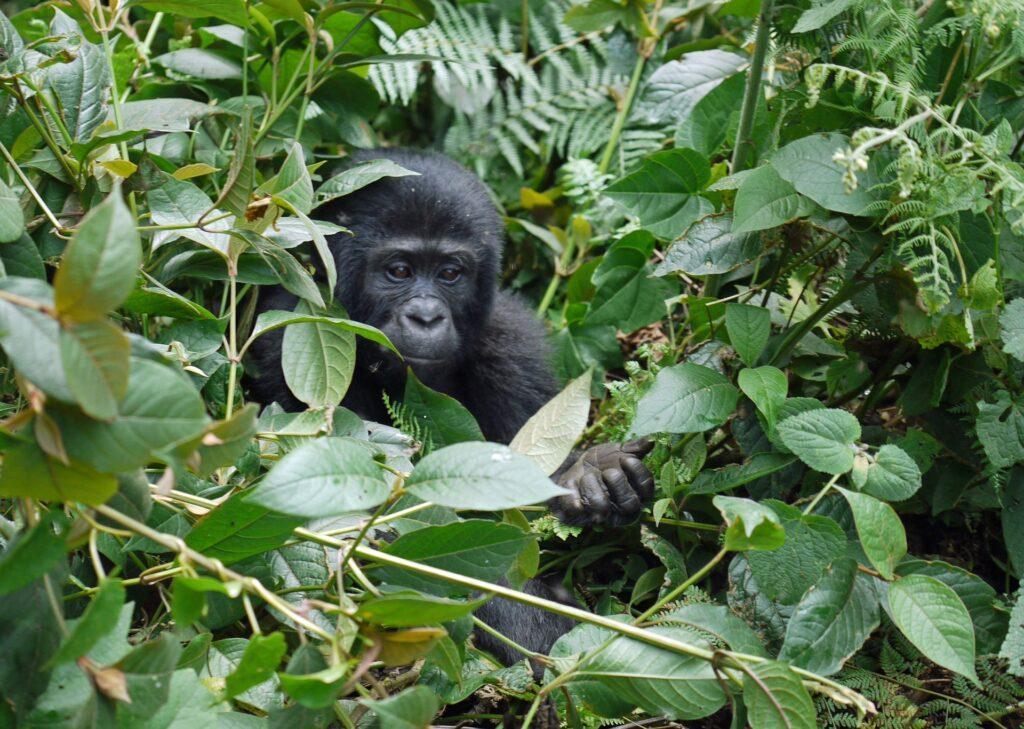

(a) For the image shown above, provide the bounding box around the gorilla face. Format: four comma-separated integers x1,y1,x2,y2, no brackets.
358,236,478,378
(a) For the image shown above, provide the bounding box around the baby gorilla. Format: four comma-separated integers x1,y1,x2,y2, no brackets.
248,148,654,661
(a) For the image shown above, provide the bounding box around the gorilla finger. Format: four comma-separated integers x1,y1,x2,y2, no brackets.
579,472,611,520
601,468,642,517
554,485,585,521
622,438,654,457
622,457,655,501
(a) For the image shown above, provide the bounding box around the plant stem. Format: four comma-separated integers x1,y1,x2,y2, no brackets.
598,51,646,175
0,141,66,233
225,274,239,418
636,547,728,623
803,472,841,515
536,230,577,316
729,0,776,174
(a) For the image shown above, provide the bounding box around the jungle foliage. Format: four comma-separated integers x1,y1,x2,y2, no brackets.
0,0,1023,726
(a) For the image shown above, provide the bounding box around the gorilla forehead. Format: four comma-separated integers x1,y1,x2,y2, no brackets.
323,148,504,261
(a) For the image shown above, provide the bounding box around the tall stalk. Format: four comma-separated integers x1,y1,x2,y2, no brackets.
730,0,776,174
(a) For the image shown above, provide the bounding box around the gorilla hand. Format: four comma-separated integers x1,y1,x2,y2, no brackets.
550,439,655,527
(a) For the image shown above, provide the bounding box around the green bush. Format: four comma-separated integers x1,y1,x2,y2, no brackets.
0,0,1022,726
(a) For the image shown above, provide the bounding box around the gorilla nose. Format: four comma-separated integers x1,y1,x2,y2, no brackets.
402,298,447,330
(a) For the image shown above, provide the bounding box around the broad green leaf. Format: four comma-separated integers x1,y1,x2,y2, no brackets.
655,603,768,656
738,366,788,426
185,403,259,476
248,437,391,517
630,363,739,437
636,50,747,125
732,164,817,234
653,213,760,276
123,284,218,320
282,301,356,408
54,190,142,322
1,232,46,278
186,492,303,565
316,159,420,206
118,97,217,132
249,308,398,354
403,369,484,449
126,0,248,24
604,148,712,238
278,663,346,710
551,618,726,719
0,179,23,242
585,264,678,331
1000,298,1024,361
777,408,861,475
770,133,879,215
509,370,591,475
377,520,532,597
726,303,771,366
793,0,858,32
713,496,786,551
688,453,796,495
675,72,745,156
747,505,846,604
0,440,116,505
60,319,130,421
212,113,254,217
854,444,921,501
260,142,314,215
976,391,1024,470
239,229,325,309
225,632,287,699
889,574,978,682
1001,586,1024,677
743,660,816,729
1004,468,1024,576
779,558,880,675
46,11,112,141
0,279,70,401
52,358,209,473
0,512,66,596
404,442,568,509
149,175,231,255
357,591,487,627
836,487,906,580
363,685,440,729
154,48,242,79
49,579,125,666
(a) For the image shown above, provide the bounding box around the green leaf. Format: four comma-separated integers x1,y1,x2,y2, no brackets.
1001,586,1024,677
793,0,858,32
0,512,66,596
46,12,112,141
125,0,248,25
1,232,46,279
743,660,816,729
836,487,906,580
726,303,771,367
357,591,487,627
59,319,130,421
585,264,678,332
630,363,739,437
855,444,921,501
779,557,880,675
248,437,391,517
738,366,788,426
713,496,786,551
509,370,591,475
604,148,712,238
249,308,398,355
186,492,303,565
278,664,346,710
1004,468,1024,576
675,72,745,157
653,213,761,276
154,48,242,79
1000,299,1024,361
777,408,861,475
225,632,287,699
770,133,879,215
212,114,255,218
260,142,314,215
0,440,117,505
889,574,978,682
688,453,796,495
746,505,846,604
636,50,747,126
317,159,420,206
732,164,817,234
54,189,142,322
377,520,532,596
282,301,356,408
149,175,231,255
185,403,259,476
363,685,439,729
404,442,568,510
49,579,125,666
403,369,484,448
52,358,209,473
0,178,24,243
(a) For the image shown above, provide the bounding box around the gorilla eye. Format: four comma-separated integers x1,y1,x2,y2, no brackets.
438,266,462,283
386,263,412,281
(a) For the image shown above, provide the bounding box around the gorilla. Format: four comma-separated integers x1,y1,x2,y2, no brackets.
247,148,654,666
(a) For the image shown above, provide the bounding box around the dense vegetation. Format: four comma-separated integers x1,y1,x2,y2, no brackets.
0,0,1023,726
